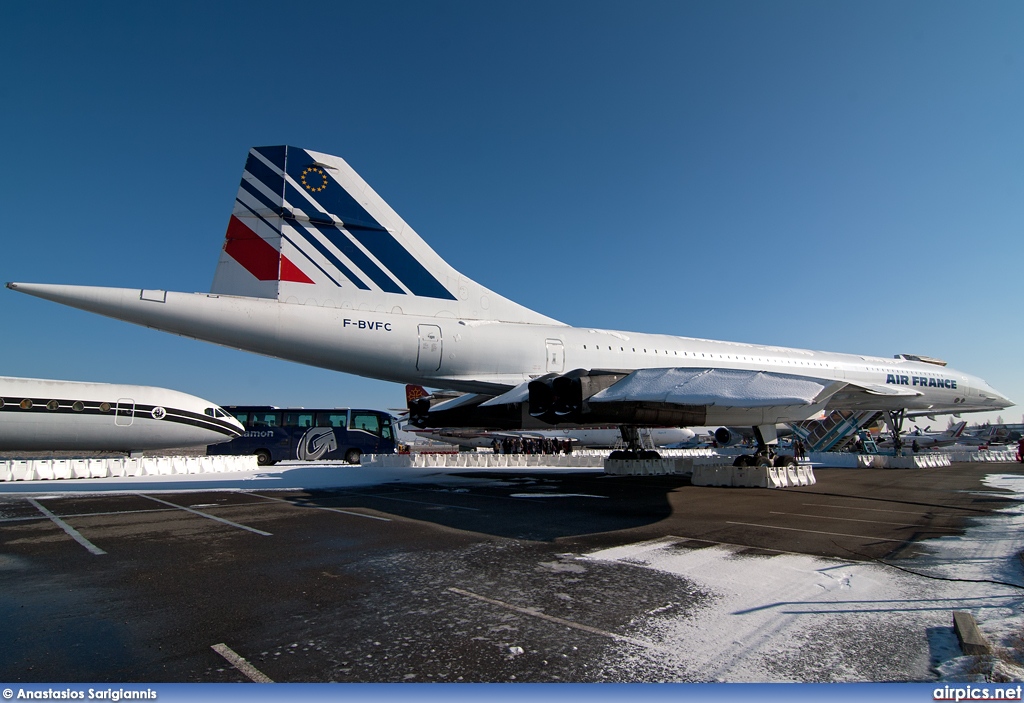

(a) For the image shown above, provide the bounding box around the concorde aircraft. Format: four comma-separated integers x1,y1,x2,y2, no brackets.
0,376,244,452
7,146,1013,464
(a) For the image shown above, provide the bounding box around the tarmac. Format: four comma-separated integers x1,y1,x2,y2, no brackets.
1,461,1022,683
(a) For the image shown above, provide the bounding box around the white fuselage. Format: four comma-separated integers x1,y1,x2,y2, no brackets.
0,376,244,452
7,285,1011,427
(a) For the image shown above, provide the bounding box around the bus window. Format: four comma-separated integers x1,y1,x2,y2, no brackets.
381,416,393,440
231,411,249,426
316,412,348,428
350,412,380,435
251,411,281,428
285,412,314,428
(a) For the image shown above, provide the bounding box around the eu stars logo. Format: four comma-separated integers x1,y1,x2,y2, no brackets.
301,166,328,193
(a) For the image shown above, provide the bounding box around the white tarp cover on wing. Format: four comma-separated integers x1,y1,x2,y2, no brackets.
588,368,829,408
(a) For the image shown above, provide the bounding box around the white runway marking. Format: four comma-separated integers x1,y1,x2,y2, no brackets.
725,521,905,542
211,643,274,683
448,586,663,651
802,502,963,516
257,493,391,521
768,511,957,530
351,490,481,511
27,498,107,555
137,494,272,536
509,493,607,499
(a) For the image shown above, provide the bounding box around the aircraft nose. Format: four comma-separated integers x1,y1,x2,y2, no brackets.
986,387,1014,409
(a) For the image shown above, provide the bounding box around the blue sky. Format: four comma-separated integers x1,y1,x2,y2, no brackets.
1,1,1021,425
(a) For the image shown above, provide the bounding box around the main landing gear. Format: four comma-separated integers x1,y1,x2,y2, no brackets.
731,425,798,468
608,425,661,461
885,409,906,455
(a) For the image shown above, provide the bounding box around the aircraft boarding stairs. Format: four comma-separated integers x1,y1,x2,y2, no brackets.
790,411,882,453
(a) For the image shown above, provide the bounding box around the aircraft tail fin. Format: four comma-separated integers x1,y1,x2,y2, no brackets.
211,146,560,325
406,384,431,406
949,420,967,438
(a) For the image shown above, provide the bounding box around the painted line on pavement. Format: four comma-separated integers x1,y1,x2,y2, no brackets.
346,490,481,511
769,511,957,530
725,521,904,543
802,503,961,516
27,498,106,555
211,643,274,683
448,586,662,651
257,493,391,522
137,494,271,536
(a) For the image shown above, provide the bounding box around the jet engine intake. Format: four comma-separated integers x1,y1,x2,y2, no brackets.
714,427,744,446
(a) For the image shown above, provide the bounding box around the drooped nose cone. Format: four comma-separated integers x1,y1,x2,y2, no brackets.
979,382,1014,410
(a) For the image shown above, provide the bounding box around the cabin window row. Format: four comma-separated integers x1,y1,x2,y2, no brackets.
0,398,100,412
576,347,830,367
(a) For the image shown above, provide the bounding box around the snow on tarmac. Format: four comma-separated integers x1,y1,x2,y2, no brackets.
585,474,1024,682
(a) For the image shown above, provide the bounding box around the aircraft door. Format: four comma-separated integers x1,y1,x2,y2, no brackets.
416,324,443,372
545,339,565,374
115,398,135,426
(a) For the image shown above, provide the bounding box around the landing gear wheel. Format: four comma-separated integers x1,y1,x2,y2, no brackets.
733,455,753,467
609,450,633,460
345,448,361,465
774,455,797,468
756,457,773,468
639,450,661,460
255,449,273,466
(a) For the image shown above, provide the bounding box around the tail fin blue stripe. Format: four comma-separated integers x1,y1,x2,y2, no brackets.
286,219,372,291
239,178,282,216
254,145,286,171
282,179,406,293
302,220,405,294
238,146,458,301
243,152,284,204
234,199,347,288
286,149,386,231
240,157,386,292
285,148,456,300
345,227,456,300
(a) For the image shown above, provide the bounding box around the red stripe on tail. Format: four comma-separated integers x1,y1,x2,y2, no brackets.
224,216,312,283
224,216,279,281
280,255,314,284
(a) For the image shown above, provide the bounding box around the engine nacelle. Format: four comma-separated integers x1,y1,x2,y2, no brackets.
714,427,745,446
409,393,528,430
529,369,627,424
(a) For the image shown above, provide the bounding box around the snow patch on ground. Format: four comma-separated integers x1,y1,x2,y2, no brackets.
585,473,1024,682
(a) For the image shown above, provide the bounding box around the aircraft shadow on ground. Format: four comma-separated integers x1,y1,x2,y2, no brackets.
280,470,687,542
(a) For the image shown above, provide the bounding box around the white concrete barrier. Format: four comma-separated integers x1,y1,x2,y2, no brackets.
811,452,955,469
0,454,259,482
687,463,815,489
605,457,694,477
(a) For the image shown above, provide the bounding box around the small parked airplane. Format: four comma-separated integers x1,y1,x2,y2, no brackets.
877,421,967,450
0,376,243,452
7,146,1013,465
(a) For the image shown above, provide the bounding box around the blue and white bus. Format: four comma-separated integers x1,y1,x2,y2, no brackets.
206,406,397,465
